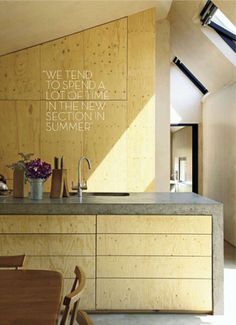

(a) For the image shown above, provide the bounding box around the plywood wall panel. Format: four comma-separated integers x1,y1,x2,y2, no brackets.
0,100,40,184
0,10,156,193
127,9,156,192
15,101,41,156
41,33,84,100
0,47,40,100
0,101,18,181
84,18,127,100
83,101,128,192
40,101,83,191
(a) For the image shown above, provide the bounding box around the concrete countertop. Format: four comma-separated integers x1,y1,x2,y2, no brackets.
0,192,222,215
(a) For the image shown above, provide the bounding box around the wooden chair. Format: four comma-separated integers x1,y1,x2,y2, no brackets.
0,269,63,325
60,266,86,325
77,310,94,325
0,254,25,269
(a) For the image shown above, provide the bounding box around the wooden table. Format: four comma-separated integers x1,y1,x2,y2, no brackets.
0,269,63,325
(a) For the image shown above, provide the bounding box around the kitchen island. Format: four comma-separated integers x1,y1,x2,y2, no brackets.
0,192,223,314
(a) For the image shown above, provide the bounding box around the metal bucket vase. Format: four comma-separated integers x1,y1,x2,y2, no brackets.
29,178,44,200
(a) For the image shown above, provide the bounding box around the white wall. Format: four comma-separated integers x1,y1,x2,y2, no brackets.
170,65,203,124
156,19,170,192
203,83,236,246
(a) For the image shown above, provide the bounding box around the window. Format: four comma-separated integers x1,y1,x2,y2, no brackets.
200,0,236,53
173,57,208,95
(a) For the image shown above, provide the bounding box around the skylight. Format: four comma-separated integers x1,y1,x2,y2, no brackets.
200,0,236,56
173,57,208,95
212,9,236,36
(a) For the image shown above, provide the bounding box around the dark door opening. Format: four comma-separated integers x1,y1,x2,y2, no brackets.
170,124,198,194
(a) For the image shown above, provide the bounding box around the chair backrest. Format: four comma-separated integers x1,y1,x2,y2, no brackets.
0,269,63,325
60,266,86,325
77,310,94,325
0,255,25,269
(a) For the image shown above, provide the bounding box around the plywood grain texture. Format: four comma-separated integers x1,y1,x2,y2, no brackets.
97,256,212,279
96,278,212,311
0,215,96,233
84,18,127,100
41,33,84,99
24,256,95,278
40,100,84,191
0,101,40,184
0,101,18,181
127,9,156,192
15,101,41,155
0,214,96,312
0,213,213,312
97,215,212,234
83,101,128,191
97,234,212,256
0,47,40,100
0,234,95,255
0,9,156,192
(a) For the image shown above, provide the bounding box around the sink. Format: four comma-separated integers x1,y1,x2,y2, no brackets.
88,192,130,197
70,192,130,197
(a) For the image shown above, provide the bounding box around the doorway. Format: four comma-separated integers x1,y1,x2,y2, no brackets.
170,124,198,193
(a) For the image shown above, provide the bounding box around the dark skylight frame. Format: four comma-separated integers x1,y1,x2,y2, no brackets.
173,57,208,95
200,0,236,53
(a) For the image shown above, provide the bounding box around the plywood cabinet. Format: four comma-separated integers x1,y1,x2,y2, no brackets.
97,279,212,311
0,214,213,312
0,215,96,310
96,214,212,312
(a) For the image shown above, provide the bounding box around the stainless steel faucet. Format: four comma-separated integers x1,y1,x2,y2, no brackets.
78,156,92,197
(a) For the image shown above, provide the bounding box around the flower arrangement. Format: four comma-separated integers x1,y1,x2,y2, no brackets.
25,158,52,180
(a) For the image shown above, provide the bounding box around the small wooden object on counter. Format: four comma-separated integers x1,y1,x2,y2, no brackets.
13,169,25,198
50,169,69,198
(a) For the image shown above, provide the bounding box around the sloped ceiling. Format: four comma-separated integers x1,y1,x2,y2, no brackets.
169,0,236,93
0,0,172,56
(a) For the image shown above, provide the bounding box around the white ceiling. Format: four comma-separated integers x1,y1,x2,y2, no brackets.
0,0,172,56
168,0,236,93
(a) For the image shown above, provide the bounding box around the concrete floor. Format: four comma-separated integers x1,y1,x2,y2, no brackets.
87,242,236,325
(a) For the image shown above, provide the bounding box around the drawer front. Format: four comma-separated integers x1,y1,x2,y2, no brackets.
64,278,95,310
97,256,212,279
97,215,212,234
97,234,211,256
0,215,96,233
24,256,95,278
96,279,212,311
0,234,95,255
